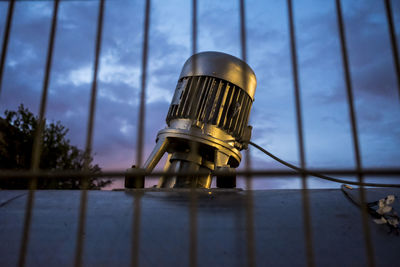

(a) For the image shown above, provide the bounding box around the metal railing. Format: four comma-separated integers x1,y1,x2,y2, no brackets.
0,0,400,267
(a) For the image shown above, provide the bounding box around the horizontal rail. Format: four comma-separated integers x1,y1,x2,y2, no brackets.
0,0,101,2
1,169,399,178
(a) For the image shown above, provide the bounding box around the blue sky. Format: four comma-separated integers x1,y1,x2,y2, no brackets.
0,0,399,189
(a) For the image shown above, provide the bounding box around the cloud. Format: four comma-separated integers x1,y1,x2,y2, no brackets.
57,52,140,89
1,0,399,190
246,0,400,171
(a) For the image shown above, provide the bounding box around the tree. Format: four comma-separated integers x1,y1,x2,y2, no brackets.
0,104,111,189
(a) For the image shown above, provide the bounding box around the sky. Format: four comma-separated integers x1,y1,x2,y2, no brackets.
0,0,399,189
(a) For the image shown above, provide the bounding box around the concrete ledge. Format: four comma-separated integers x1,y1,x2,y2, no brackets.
0,188,399,266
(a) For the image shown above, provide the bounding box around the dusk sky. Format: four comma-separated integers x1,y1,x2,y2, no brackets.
0,0,399,189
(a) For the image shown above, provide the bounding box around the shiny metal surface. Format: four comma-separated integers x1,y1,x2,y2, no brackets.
137,52,257,189
167,160,212,188
179,51,257,100
166,76,253,140
160,119,242,164
143,137,169,172
151,119,243,188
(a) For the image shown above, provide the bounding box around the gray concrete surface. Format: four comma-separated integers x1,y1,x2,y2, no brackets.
0,188,399,267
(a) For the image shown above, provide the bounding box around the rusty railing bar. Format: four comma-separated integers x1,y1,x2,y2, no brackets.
131,0,151,266
240,1,256,266
287,0,315,266
1,168,400,178
189,1,198,267
189,185,198,267
74,0,105,266
0,0,101,2
384,0,400,101
189,180,198,267
136,0,150,167
335,1,375,266
18,1,60,266
0,0,15,97
132,191,143,267
192,0,197,55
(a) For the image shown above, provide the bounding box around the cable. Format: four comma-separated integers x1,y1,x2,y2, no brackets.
248,141,400,188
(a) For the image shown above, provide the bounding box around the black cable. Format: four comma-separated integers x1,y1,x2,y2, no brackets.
248,141,400,188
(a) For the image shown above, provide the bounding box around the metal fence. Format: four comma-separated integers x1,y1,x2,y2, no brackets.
0,0,400,266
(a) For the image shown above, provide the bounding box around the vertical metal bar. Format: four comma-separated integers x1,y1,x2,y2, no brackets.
131,192,142,267
192,0,197,56
384,0,400,101
189,169,198,267
136,0,151,167
287,1,315,266
131,1,151,266
18,1,60,266
240,1,255,267
74,0,105,266
0,0,15,97
335,1,375,266
240,0,247,64
189,1,198,267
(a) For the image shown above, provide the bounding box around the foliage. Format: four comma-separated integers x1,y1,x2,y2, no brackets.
0,104,110,189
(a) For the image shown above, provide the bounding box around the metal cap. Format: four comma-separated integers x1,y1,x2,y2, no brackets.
179,51,257,100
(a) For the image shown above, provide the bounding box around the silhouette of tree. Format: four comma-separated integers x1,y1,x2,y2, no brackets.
0,104,110,189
